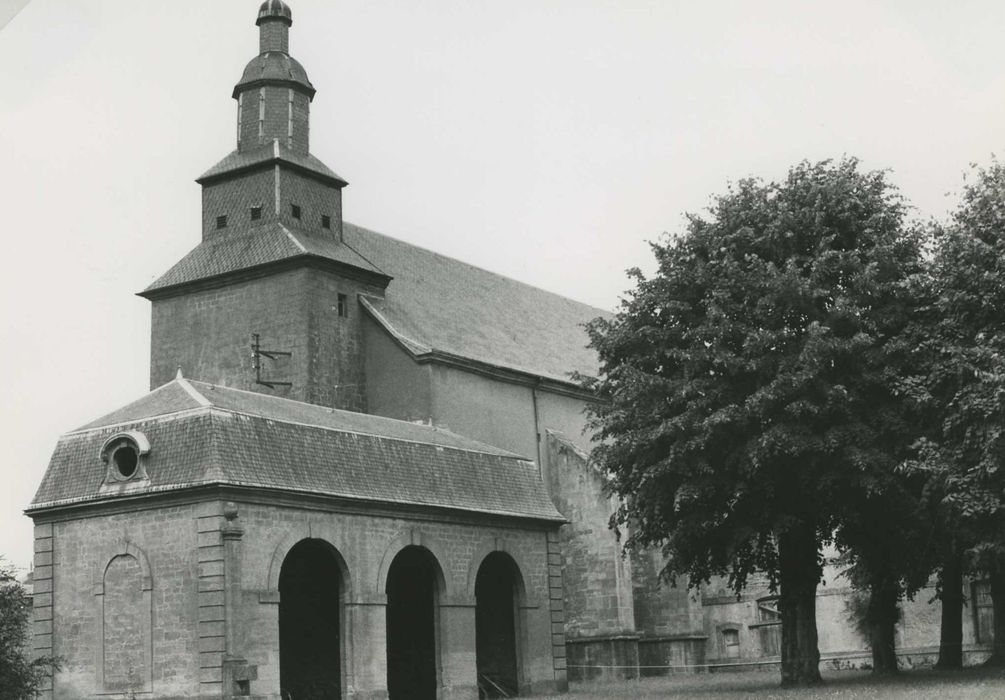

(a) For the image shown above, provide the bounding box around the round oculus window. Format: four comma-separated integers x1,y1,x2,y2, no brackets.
112,444,139,479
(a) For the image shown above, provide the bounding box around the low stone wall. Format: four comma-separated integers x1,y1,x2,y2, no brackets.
706,645,992,674
566,634,640,682
638,635,707,676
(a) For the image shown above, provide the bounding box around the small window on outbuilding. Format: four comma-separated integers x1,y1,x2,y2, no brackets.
321,214,331,230
251,206,262,221
722,628,740,658
216,215,228,229
337,293,347,318
291,204,301,220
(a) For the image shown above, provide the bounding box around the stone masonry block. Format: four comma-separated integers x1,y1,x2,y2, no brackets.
33,593,52,608
199,604,226,622
198,635,226,653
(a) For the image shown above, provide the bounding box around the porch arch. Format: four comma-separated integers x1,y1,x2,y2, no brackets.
263,523,355,601
375,528,450,598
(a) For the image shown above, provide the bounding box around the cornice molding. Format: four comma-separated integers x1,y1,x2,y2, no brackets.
138,256,391,301
25,483,565,529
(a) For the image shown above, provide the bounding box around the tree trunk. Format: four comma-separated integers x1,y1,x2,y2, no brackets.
985,565,1005,666
778,522,823,686
935,545,963,670
867,578,899,674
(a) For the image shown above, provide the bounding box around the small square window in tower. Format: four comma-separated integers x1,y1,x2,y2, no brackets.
216,215,228,229
251,206,262,221
322,215,331,230
337,293,347,318
291,204,301,220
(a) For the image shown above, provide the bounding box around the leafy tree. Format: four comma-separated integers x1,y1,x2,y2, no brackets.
1,558,57,700
581,158,924,685
835,474,936,674
904,158,1005,666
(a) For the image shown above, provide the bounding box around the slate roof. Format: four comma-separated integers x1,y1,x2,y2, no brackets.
30,378,563,522
197,141,345,185
233,52,314,98
142,223,384,292
344,223,608,383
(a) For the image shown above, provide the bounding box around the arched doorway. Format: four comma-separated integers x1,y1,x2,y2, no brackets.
385,545,442,700
475,552,522,697
279,539,344,700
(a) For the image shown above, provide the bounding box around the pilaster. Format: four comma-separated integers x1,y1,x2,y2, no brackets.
32,523,54,699
345,596,389,700
439,597,478,699
196,504,226,695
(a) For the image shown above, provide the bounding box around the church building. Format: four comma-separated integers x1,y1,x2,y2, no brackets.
29,3,984,697
27,2,703,698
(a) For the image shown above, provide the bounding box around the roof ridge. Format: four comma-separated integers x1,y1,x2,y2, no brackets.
203,412,227,482
358,296,431,354
176,377,212,407
187,380,518,456
281,225,309,253
206,405,527,461
64,405,213,436
344,221,611,315
341,238,387,276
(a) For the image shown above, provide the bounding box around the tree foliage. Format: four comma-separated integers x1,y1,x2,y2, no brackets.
1,558,57,700
903,158,1005,664
581,158,925,684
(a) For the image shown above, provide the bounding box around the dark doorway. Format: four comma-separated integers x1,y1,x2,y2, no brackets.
475,552,521,697
279,539,343,700
385,545,440,700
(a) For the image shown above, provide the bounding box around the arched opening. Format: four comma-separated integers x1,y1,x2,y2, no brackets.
279,539,344,700
475,552,522,698
385,545,441,700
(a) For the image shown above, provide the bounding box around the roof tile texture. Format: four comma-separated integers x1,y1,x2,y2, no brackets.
33,380,561,522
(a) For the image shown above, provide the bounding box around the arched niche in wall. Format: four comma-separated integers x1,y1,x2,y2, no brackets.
93,541,153,694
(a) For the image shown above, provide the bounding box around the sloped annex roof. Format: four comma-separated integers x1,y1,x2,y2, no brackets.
142,220,608,384
344,223,608,383
29,378,563,523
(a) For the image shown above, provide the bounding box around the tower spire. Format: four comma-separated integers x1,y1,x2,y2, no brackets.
233,1,314,153
257,0,293,54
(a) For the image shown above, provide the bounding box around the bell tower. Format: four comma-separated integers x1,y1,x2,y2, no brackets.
140,1,390,411
234,1,313,154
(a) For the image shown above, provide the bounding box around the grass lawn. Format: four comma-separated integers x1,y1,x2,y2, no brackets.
540,667,1005,699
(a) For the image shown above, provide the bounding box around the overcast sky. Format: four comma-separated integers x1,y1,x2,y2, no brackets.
1,0,1003,571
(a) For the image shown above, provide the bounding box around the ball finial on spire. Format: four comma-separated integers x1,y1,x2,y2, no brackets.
257,0,292,27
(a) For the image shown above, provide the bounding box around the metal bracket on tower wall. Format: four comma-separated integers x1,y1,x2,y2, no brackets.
250,333,292,388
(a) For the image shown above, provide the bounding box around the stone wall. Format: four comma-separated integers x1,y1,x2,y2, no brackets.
33,496,567,699
362,332,649,681
545,432,638,681
149,267,383,412
700,563,993,670
39,503,201,699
